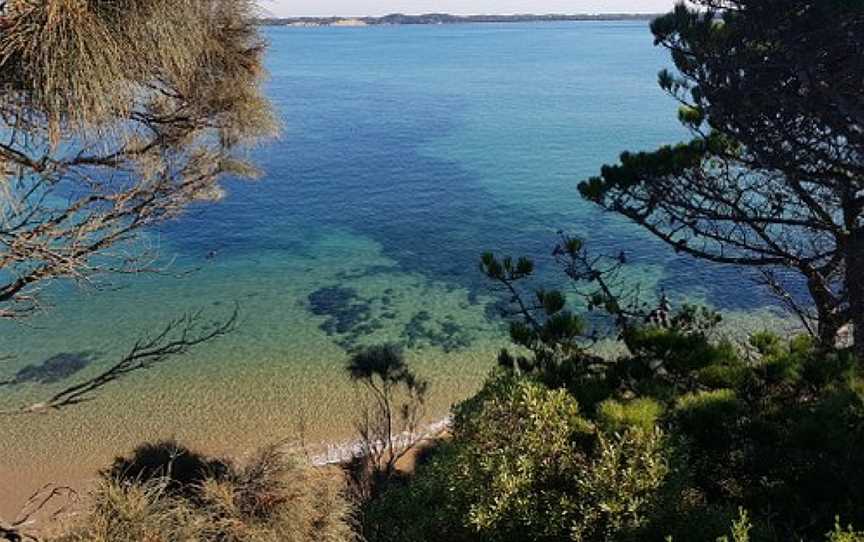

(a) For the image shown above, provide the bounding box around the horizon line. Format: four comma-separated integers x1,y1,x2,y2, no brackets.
259,12,664,18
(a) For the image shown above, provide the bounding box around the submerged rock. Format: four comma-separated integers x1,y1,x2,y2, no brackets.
308,286,372,336
1,352,93,387
402,311,473,352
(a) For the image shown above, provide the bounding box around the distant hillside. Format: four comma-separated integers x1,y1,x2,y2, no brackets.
258,13,660,27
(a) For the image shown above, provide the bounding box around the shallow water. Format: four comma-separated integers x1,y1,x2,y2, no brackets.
0,21,791,515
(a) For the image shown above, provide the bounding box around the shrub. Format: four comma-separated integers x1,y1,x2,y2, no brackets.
597,398,664,434
104,439,231,500
717,509,754,542
674,389,741,448
572,428,668,541
345,343,429,500
365,375,670,542
54,477,202,542
360,442,477,542
625,326,739,380
445,375,668,541
828,520,864,542
55,442,357,542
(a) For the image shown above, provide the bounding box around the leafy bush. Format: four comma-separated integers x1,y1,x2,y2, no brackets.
673,389,741,448
718,509,754,542
828,520,864,542
367,374,669,542
452,376,596,540
364,324,864,541
360,442,477,542
597,398,664,434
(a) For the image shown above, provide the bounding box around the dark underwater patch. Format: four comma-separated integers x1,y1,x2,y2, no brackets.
0,352,94,387
401,311,473,353
308,286,372,336
308,286,401,350
306,285,478,353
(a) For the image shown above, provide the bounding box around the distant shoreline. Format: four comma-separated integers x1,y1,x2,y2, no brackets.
257,13,661,28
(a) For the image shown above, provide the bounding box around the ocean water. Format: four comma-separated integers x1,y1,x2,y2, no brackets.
0,21,790,513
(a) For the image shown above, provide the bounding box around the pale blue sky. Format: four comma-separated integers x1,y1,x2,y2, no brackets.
259,1,678,17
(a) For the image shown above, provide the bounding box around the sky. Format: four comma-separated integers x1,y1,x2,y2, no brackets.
258,1,678,17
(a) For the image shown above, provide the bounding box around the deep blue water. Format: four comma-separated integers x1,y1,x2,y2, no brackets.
165,21,774,311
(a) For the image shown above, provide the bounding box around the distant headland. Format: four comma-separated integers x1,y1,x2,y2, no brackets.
257,13,661,27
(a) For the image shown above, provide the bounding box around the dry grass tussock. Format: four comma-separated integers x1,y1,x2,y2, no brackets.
53,441,357,542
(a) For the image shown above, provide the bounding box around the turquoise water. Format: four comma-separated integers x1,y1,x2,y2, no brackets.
0,21,789,510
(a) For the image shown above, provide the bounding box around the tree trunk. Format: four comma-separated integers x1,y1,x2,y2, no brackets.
808,275,842,349
817,318,842,351
847,228,864,359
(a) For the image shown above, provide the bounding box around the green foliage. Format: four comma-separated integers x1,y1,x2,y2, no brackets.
368,232,864,542
480,252,534,281
626,326,738,381
454,379,593,539
572,428,668,541
674,389,741,448
422,375,667,542
482,249,604,391
828,520,864,542
754,332,811,385
750,332,858,389
580,0,864,358
677,105,706,129
666,340,864,539
363,329,864,542
696,360,752,391
717,509,753,542
597,398,664,434
360,443,477,542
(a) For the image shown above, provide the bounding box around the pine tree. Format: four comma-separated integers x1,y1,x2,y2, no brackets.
580,0,864,355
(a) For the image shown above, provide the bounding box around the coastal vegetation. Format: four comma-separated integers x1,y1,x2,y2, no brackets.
361,270,864,540
344,344,429,501
1,0,863,541
579,0,864,355
55,442,356,542
357,1,864,540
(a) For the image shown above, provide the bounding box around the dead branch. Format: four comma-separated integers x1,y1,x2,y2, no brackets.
0,305,239,416
0,484,77,542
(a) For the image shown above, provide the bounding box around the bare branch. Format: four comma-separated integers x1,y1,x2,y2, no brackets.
0,484,78,542
0,305,239,416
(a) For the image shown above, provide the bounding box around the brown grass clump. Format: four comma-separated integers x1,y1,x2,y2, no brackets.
54,443,357,542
